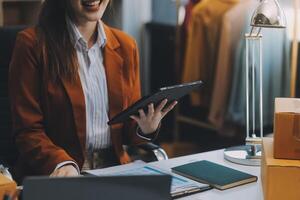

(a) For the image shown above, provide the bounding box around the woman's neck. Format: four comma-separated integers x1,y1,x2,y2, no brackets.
76,20,98,49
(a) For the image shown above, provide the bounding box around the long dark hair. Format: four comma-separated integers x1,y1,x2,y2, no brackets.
37,0,78,81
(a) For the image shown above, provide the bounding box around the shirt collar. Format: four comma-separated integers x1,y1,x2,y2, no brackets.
66,16,107,49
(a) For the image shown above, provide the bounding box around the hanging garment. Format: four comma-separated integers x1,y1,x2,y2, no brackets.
226,18,291,127
182,0,239,107
183,0,202,31
209,0,258,129
175,0,201,82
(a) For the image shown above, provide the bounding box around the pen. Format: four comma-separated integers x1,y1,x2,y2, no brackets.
172,186,213,199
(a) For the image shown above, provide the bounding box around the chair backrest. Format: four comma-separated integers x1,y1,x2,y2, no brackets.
0,26,26,166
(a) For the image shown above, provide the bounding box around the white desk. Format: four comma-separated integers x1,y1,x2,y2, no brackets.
150,149,263,200
89,149,263,200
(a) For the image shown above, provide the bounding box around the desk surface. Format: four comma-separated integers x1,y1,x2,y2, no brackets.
89,149,263,200
149,149,262,200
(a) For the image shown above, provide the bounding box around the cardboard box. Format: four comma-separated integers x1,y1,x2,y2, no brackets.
274,98,300,159
262,138,300,200
0,174,17,199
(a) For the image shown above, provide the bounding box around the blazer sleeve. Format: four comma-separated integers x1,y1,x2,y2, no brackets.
9,32,76,175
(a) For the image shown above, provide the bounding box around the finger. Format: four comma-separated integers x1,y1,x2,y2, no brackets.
65,169,77,177
65,171,77,177
64,171,71,177
162,101,178,117
130,115,140,122
50,170,59,177
147,103,154,118
155,99,168,113
138,109,146,119
56,170,67,177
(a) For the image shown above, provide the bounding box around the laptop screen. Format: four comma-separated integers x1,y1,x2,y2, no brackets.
22,175,172,200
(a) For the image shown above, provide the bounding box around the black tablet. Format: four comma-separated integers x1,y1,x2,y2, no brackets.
108,80,203,125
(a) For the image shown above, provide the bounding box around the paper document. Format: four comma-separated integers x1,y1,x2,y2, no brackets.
85,160,209,196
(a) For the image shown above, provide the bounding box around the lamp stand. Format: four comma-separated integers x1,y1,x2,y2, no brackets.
224,31,263,166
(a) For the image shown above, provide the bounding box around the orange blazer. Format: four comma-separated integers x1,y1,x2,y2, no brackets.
9,24,147,180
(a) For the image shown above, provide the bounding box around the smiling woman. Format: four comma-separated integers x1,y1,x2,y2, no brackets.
70,0,109,24
9,0,176,181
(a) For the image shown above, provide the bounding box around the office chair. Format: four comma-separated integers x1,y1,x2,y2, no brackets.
0,26,23,168
0,27,168,172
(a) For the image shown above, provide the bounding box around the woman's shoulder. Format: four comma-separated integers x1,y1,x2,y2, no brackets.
15,27,39,47
103,24,137,50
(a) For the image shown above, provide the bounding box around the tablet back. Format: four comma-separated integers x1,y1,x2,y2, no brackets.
108,81,203,125
23,175,172,200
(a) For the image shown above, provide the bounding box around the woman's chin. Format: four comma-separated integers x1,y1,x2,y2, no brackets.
81,13,103,22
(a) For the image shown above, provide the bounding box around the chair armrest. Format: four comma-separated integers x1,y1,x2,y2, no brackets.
0,164,13,181
136,143,169,161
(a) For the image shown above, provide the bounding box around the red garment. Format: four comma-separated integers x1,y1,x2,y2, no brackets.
175,0,201,81
183,0,201,30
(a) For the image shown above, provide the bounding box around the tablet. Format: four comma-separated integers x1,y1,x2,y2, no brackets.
108,80,203,125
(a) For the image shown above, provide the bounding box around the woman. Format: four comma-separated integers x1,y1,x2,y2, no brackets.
9,0,177,180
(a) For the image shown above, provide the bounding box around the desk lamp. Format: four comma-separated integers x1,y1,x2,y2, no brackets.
224,0,287,166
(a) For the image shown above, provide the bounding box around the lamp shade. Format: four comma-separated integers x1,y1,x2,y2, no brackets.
250,0,286,28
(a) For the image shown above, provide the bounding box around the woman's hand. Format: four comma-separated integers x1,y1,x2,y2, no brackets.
50,165,79,177
130,99,178,134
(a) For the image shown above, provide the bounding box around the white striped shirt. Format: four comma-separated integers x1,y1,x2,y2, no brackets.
67,18,111,151
54,18,155,173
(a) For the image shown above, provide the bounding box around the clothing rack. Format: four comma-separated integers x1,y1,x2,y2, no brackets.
172,0,300,141
173,0,217,142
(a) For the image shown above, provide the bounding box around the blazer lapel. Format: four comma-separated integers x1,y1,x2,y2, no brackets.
103,24,125,156
103,24,124,121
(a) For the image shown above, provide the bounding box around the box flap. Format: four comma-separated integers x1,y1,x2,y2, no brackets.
263,138,300,167
275,98,300,113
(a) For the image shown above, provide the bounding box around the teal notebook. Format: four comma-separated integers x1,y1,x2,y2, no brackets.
172,160,257,190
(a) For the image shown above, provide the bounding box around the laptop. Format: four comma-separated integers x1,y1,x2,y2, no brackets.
22,175,172,200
